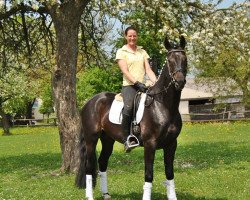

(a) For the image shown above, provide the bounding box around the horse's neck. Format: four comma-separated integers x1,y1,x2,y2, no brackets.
151,67,181,111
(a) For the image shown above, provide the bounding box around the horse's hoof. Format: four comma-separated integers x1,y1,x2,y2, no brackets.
103,193,112,200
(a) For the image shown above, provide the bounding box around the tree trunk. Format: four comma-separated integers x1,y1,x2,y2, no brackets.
48,2,89,173
0,108,11,135
26,98,35,119
242,87,250,106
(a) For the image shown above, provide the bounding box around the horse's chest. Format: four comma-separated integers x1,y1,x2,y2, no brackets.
157,123,178,135
143,106,181,141
157,120,179,138
167,124,179,134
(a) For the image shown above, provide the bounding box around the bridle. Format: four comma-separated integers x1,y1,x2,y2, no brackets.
167,49,186,89
147,49,186,97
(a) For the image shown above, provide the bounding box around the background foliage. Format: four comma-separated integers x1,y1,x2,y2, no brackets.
1,0,249,118
76,66,122,107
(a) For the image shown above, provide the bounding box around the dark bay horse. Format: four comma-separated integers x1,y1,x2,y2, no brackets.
76,36,187,200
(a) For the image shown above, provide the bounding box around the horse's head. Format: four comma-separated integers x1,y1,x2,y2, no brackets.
164,36,187,91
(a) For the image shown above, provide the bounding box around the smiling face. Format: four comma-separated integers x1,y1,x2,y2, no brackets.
125,29,138,47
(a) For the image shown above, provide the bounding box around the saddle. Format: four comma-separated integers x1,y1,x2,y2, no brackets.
109,92,147,133
109,92,147,148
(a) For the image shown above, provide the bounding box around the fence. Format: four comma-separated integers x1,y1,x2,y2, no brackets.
11,105,250,126
182,111,250,122
12,118,57,126
182,103,250,122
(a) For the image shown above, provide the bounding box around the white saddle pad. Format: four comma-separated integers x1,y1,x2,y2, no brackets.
109,93,147,124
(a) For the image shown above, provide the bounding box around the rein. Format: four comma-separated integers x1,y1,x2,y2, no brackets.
147,76,173,96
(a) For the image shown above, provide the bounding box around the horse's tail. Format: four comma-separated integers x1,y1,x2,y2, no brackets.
75,126,98,188
75,129,87,188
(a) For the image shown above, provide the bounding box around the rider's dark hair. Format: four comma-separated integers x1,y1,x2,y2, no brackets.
124,26,138,36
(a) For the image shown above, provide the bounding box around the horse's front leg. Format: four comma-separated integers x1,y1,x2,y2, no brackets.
143,142,156,200
163,140,177,200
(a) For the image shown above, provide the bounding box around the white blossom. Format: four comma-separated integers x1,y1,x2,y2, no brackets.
32,4,39,11
0,0,4,7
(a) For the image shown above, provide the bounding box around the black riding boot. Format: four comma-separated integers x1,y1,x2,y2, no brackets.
122,113,135,153
122,113,131,137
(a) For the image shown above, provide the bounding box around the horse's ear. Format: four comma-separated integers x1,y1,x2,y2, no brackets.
164,36,172,51
179,35,186,49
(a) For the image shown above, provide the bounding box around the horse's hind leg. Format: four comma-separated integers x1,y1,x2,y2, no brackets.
163,140,177,200
98,132,114,200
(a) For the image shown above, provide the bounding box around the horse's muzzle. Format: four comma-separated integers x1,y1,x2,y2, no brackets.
173,72,186,91
174,79,185,91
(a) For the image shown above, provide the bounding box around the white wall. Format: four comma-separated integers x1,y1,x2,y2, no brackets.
179,100,190,121
32,98,43,119
179,100,189,114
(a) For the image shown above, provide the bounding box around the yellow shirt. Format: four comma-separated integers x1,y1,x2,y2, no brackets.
116,45,150,86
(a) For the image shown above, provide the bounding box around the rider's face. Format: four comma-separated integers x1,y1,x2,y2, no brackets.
125,30,137,47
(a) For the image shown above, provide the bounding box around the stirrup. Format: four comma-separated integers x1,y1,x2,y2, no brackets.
126,134,140,148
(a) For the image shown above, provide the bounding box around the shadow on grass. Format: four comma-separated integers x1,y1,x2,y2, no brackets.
0,153,61,173
1,140,248,175
95,192,227,200
175,141,249,168
1,133,13,136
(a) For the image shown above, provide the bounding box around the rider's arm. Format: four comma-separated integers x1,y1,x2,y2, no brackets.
117,59,137,84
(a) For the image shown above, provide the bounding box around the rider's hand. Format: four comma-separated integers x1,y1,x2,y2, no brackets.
134,81,148,93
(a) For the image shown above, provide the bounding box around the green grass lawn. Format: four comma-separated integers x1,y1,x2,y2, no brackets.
0,122,249,200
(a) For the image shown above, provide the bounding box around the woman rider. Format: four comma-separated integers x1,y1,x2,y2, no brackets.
115,26,157,152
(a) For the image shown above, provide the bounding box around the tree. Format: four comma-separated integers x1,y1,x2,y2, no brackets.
0,10,38,134
0,0,89,172
46,1,91,172
0,0,56,133
39,81,54,118
109,0,249,105
0,68,34,135
190,3,250,105
48,0,114,172
0,0,115,172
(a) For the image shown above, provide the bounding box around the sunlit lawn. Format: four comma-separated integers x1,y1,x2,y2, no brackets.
0,122,249,199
